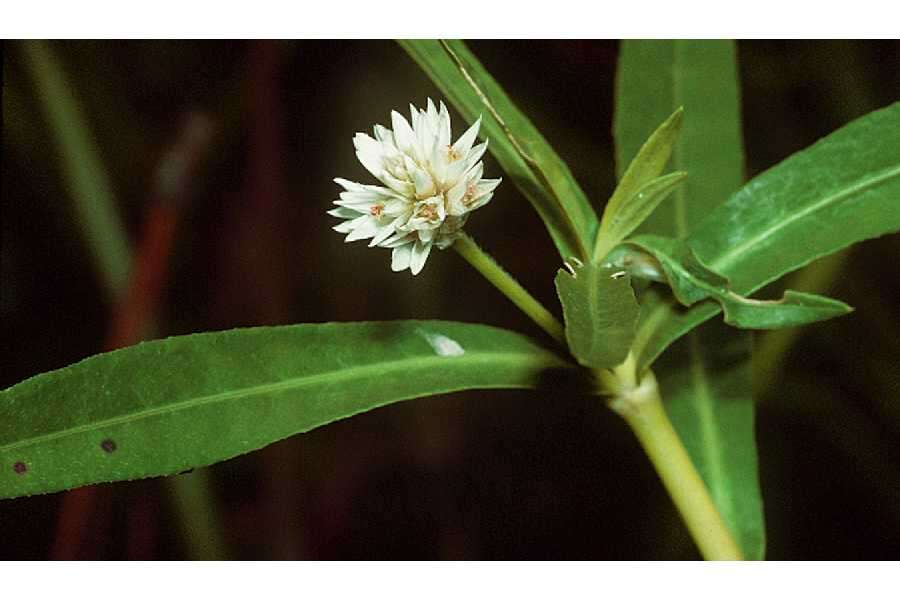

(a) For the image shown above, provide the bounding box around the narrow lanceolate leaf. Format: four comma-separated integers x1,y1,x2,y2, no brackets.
0,321,568,499
399,39,597,261
651,323,763,559
594,108,684,261
635,101,900,368
20,40,132,301
616,41,745,237
554,262,640,369
609,235,852,329
594,172,687,262
616,40,764,559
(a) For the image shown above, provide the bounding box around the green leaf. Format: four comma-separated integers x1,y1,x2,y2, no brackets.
20,40,132,302
594,108,685,261
399,39,597,260
609,235,852,329
615,41,745,238
652,322,765,559
615,40,764,560
0,321,568,499
554,262,640,368
635,101,900,368
595,171,688,262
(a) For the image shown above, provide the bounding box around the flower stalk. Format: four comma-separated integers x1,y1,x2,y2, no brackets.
453,233,565,344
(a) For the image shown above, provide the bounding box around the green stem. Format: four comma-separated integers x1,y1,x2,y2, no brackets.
20,40,132,301
165,471,229,560
609,369,743,560
454,233,565,344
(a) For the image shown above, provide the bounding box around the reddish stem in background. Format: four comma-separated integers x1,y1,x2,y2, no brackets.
243,40,305,560
50,113,214,560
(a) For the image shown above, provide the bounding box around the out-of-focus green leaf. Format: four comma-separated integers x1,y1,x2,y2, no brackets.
615,42,744,237
0,321,568,499
615,40,764,560
595,108,684,261
399,39,597,260
554,262,639,368
19,40,132,301
635,101,900,368
651,321,764,559
610,235,852,329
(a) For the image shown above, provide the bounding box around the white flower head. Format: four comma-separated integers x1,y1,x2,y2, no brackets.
329,99,501,275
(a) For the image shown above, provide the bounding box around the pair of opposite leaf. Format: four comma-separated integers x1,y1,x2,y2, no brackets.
555,108,851,370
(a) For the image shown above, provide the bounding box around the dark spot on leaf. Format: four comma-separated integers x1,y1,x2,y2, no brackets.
13,462,27,475
101,439,118,454
178,468,195,476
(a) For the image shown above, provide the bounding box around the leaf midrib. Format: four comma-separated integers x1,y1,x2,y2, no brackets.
672,40,731,530
636,159,900,365
712,162,900,272
687,329,727,513
1,350,559,453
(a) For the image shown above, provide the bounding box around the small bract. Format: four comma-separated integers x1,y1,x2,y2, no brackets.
330,99,501,275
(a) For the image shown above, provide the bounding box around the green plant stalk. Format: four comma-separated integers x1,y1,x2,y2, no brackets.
609,369,743,560
454,233,565,344
167,470,230,560
455,231,739,558
20,40,132,301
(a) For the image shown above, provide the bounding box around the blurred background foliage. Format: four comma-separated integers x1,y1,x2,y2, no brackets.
2,39,899,559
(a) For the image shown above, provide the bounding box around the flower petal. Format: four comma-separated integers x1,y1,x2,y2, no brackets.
392,110,419,160
369,222,398,247
438,101,451,148
353,133,387,179
453,116,481,156
333,177,369,192
327,206,362,219
333,213,371,234
418,228,437,243
466,191,494,212
444,156,469,186
332,221,356,234
373,124,394,144
465,141,488,170
410,239,433,275
382,198,411,217
380,171,415,196
426,98,438,125
466,161,484,186
412,165,435,198
445,178,468,216
476,177,502,196
391,243,413,272
344,216,380,242
380,230,414,248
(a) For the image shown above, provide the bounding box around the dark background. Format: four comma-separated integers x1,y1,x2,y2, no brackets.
2,40,900,559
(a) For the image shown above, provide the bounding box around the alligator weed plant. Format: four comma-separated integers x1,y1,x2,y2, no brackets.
3,40,899,561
